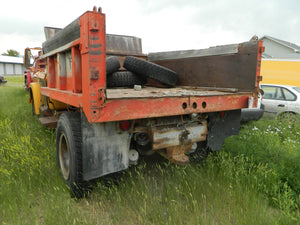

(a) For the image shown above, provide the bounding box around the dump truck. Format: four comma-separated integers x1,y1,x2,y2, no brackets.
25,7,264,197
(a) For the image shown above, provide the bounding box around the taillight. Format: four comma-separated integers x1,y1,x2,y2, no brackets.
119,120,131,131
220,111,225,117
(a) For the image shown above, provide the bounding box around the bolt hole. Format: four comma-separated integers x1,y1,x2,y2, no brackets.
93,110,97,114
202,102,207,109
182,102,187,109
192,102,197,109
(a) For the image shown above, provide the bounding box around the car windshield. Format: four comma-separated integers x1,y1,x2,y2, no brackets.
293,87,300,93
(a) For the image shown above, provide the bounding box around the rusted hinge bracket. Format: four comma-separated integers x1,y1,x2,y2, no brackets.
98,88,106,107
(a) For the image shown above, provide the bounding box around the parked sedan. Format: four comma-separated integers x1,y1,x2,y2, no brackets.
0,75,7,85
260,84,300,117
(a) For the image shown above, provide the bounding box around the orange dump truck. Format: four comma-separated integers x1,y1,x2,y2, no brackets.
26,7,264,197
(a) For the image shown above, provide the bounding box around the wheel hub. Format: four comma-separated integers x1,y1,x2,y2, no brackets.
58,133,70,180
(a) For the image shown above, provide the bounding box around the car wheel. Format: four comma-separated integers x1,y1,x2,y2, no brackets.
278,112,299,123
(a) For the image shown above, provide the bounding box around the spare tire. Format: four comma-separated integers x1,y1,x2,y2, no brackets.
123,56,178,86
107,71,147,88
106,56,120,75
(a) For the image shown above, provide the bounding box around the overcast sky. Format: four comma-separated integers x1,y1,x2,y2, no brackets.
0,0,299,56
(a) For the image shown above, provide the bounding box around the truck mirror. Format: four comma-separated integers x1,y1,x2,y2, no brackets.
24,48,31,68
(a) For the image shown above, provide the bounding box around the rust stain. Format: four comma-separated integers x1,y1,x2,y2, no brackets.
166,145,190,165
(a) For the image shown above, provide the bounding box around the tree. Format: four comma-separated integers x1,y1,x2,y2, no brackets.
2,49,20,57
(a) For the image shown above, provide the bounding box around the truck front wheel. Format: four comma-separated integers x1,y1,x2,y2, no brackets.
56,112,91,198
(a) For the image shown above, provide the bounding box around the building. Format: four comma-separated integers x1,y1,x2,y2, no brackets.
260,58,300,86
0,55,25,76
259,35,300,58
259,36,300,86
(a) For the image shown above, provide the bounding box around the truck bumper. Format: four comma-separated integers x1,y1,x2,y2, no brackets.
151,120,207,165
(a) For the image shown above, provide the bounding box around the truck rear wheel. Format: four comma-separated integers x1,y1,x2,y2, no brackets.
123,56,178,86
56,112,91,198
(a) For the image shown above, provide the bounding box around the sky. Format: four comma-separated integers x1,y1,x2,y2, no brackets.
0,0,299,56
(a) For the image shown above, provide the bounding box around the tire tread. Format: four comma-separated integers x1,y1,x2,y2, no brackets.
123,56,178,86
56,112,91,198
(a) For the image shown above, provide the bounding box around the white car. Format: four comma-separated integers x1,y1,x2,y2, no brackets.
261,84,300,117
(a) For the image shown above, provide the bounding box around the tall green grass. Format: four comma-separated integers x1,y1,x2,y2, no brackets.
0,77,299,224
222,117,300,218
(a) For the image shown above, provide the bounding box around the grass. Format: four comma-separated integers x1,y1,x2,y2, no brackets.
0,76,299,224
223,117,300,215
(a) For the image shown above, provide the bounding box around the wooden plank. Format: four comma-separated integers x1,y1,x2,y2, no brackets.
106,86,243,99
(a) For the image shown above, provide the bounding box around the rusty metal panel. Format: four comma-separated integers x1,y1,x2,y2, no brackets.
80,10,106,123
149,41,261,92
106,34,145,56
71,46,82,93
44,27,62,40
57,52,66,90
39,116,58,128
40,87,249,123
47,56,56,88
40,87,82,107
94,94,249,122
148,44,239,61
65,50,73,91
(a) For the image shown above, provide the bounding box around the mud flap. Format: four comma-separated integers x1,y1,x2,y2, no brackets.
207,110,241,151
81,114,131,181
